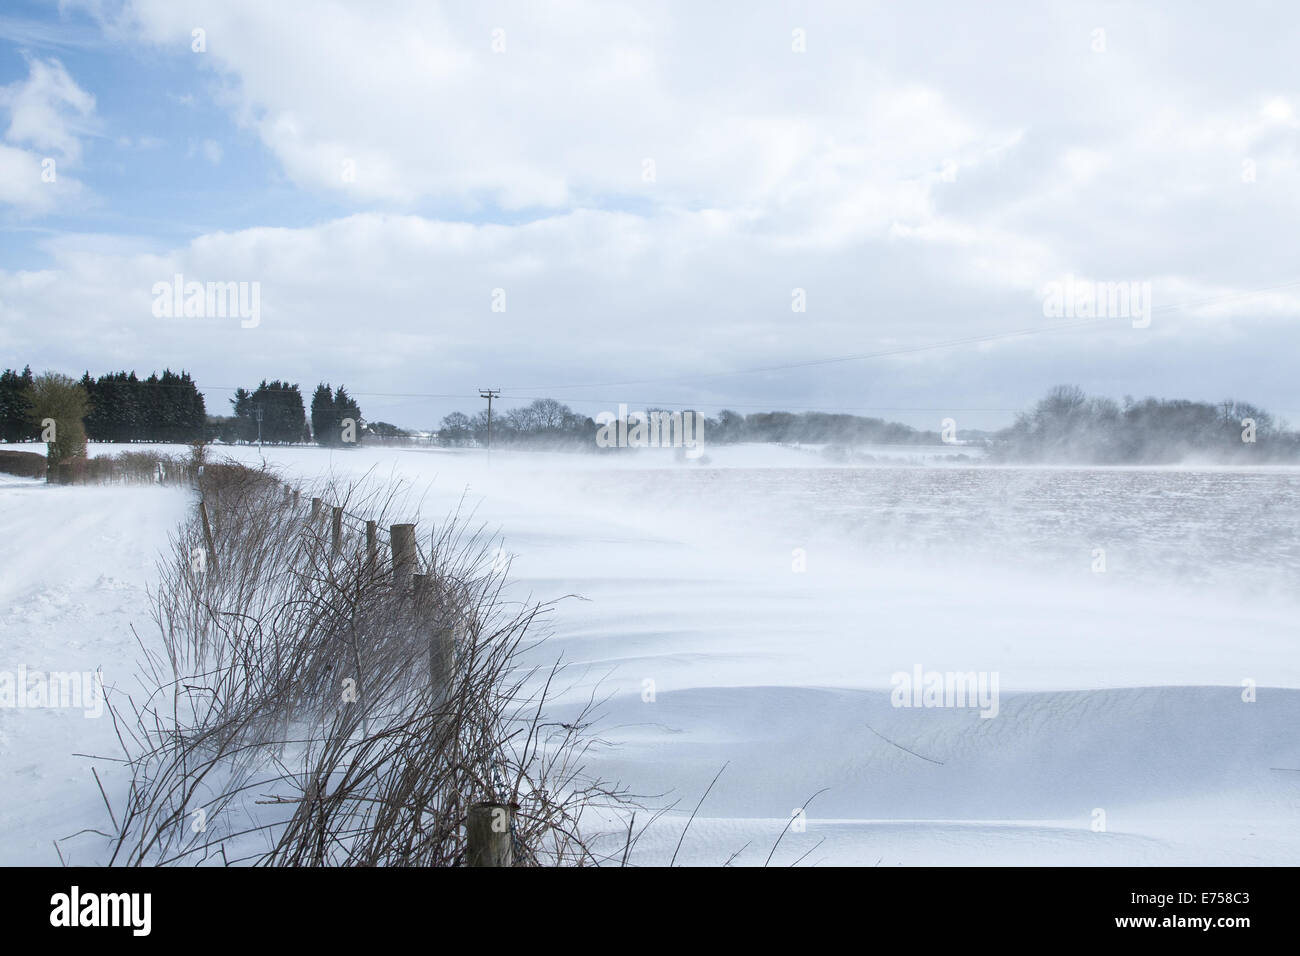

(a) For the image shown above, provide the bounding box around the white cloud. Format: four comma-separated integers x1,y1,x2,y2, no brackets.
19,0,1300,424
0,55,95,160
6,206,1300,430
107,0,1015,229
0,56,94,210
1260,97,1296,125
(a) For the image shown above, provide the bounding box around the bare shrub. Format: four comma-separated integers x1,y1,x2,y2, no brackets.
44,449,196,485
93,460,635,866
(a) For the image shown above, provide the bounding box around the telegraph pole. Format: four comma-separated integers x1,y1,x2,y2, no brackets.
256,404,264,449
479,389,500,457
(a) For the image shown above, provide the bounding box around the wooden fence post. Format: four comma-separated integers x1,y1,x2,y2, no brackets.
365,520,378,571
198,499,219,576
331,506,343,555
390,523,416,589
467,802,514,867
310,496,322,520
415,575,455,702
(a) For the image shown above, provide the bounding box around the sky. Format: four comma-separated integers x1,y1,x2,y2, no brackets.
0,0,1297,432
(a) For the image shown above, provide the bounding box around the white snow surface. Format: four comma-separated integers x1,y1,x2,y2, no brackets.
3,444,1298,865
0,474,192,865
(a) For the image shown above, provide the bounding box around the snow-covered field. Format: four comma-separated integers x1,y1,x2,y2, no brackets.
3,443,1299,865
0,474,191,866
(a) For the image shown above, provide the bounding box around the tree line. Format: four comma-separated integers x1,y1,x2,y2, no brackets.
6,365,1299,464
198,381,381,445
437,398,596,449
81,369,207,443
1,367,380,447
435,390,1300,462
3,366,213,444
434,398,940,447
991,385,1300,463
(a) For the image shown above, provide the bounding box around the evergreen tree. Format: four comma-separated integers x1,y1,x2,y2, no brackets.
79,369,206,442
232,380,308,444
333,385,361,445
310,383,335,446
0,366,37,442
230,387,256,442
310,383,363,446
